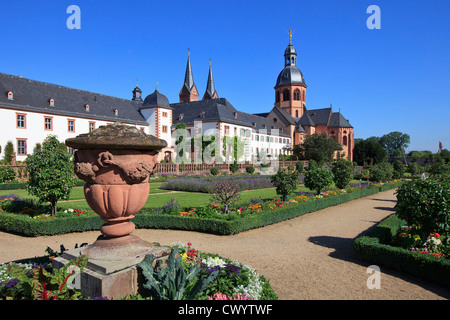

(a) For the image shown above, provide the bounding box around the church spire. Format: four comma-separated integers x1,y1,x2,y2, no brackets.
179,48,199,102
203,59,218,100
184,49,195,91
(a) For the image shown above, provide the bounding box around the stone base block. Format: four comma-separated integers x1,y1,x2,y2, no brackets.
52,235,170,300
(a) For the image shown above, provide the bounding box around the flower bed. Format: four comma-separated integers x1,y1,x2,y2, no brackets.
0,181,403,237
353,215,450,287
0,242,277,300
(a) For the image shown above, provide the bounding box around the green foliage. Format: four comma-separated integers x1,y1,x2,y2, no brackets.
353,138,387,166
395,175,450,237
304,168,334,194
26,136,77,216
6,254,88,300
210,167,220,176
407,162,420,175
392,161,405,179
246,165,255,174
270,168,300,200
369,162,393,181
4,141,14,165
354,214,450,287
331,159,353,189
229,162,239,173
0,166,16,183
300,133,342,164
306,159,318,171
378,131,411,159
139,246,218,300
295,161,304,172
429,162,450,176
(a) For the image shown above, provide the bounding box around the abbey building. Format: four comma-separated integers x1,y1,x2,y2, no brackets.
0,34,353,163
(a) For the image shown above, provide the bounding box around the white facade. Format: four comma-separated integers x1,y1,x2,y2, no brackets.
0,107,149,162
171,120,291,163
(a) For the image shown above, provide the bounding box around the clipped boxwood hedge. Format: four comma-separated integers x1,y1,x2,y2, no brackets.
353,214,450,287
0,186,382,236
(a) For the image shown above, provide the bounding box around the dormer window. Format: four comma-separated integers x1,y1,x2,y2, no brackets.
114,109,119,116
252,122,256,127
234,112,237,119
178,114,184,120
199,112,205,118
7,91,13,100
49,98,55,107
85,104,90,112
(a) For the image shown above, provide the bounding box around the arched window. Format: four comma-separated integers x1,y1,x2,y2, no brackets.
295,110,299,117
343,136,348,146
293,89,300,100
7,91,13,100
283,90,290,101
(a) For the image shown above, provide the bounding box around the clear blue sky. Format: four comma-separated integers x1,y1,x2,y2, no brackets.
1,0,449,152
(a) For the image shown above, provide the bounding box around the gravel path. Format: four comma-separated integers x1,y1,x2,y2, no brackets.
1,189,449,300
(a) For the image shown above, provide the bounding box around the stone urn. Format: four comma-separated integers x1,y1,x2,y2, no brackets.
66,123,167,239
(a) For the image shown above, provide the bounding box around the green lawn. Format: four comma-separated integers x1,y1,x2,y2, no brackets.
0,182,171,201
0,179,364,212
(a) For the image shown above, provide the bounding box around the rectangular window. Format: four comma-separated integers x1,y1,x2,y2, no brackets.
162,125,168,133
224,126,230,135
68,119,75,132
17,139,27,155
162,112,168,117
44,117,53,131
89,122,96,132
16,113,26,128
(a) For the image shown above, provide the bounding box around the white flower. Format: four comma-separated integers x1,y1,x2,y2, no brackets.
203,256,227,268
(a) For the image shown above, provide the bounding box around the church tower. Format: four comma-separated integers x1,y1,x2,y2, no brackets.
274,30,307,119
202,59,218,100
179,49,199,103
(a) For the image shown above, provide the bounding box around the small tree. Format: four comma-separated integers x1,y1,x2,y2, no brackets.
209,180,241,214
26,136,77,216
304,168,334,195
271,168,300,200
331,159,353,189
392,161,405,179
4,141,14,164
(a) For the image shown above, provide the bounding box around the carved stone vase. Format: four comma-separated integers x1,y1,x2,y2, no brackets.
66,123,167,240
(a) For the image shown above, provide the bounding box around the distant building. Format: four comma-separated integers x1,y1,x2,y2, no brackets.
0,33,353,163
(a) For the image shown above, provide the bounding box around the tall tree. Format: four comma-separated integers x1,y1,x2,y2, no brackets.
353,139,387,166
298,133,342,164
26,136,77,216
378,131,410,159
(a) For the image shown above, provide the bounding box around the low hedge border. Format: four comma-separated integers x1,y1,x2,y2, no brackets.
0,186,382,237
353,214,450,288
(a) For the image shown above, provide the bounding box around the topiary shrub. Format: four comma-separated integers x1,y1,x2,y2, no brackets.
270,168,300,200
245,165,255,174
304,168,333,195
210,167,220,176
331,159,353,189
392,161,405,179
295,161,304,173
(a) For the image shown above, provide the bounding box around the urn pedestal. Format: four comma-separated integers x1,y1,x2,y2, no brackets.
52,123,171,299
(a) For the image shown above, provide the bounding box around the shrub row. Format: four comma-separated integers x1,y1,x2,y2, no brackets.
353,214,450,287
0,185,385,236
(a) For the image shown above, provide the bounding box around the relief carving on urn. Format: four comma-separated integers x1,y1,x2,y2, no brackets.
66,123,167,239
